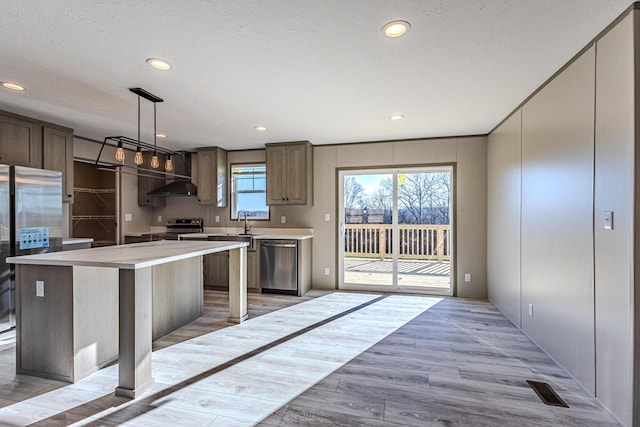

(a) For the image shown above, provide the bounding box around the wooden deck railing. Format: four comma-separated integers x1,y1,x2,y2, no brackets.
345,224,450,261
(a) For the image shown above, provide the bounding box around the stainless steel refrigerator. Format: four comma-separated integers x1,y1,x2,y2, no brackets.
0,165,63,333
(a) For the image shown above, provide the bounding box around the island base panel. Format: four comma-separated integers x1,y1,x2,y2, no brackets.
16,265,118,382
152,257,203,340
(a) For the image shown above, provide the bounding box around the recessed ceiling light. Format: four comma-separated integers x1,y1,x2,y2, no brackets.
382,20,411,38
155,133,167,138
389,114,405,121
255,126,268,132
146,58,172,71
1,82,26,91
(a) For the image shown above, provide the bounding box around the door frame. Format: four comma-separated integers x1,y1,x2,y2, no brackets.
335,163,456,296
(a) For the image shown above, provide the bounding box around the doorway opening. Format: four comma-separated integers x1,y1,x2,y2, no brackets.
338,166,453,294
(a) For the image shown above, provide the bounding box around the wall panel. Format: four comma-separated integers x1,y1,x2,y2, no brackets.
594,13,634,426
487,110,522,327
521,46,596,392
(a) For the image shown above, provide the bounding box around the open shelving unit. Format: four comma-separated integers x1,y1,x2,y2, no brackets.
71,163,117,247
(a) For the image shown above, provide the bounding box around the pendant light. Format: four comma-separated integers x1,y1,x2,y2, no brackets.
115,140,125,162
150,102,160,169
133,95,144,165
164,154,173,172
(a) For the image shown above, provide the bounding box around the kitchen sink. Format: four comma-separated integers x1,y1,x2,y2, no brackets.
207,234,256,249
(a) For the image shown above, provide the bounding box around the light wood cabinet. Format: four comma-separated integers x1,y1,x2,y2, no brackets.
138,154,166,207
0,115,42,168
247,250,257,290
266,141,312,205
0,112,75,202
197,147,227,206
43,127,74,203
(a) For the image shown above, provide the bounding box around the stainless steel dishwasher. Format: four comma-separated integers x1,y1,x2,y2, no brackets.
260,239,298,295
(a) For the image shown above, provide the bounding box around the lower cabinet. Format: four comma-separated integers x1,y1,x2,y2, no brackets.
204,250,257,291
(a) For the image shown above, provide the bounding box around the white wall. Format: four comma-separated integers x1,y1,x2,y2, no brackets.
521,45,596,393
593,12,634,424
487,11,635,426
487,110,521,327
313,136,487,299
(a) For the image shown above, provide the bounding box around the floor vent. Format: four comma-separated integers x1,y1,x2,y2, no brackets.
526,380,569,408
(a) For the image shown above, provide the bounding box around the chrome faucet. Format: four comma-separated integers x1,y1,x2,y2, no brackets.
238,210,251,234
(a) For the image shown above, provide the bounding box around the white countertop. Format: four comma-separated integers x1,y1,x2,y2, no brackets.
7,240,248,269
62,238,94,245
180,233,312,240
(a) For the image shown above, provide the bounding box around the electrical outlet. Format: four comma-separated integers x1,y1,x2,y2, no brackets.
324,267,330,276
464,273,471,282
157,215,162,222
281,216,286,224
215,215,220,223
125,213,132,222
324,213,331,222
36,280,44,297
528,304,534,317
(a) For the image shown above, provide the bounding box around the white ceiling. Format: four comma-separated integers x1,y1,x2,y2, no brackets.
0,0,634,151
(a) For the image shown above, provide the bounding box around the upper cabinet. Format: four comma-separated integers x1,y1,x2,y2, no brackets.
0,115,42,169
266,141,313,205
197,147,227,206
43,127,74,203
0,111,75,204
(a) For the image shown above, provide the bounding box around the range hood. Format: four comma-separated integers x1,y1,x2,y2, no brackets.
147,179,197,197
147,151,198,197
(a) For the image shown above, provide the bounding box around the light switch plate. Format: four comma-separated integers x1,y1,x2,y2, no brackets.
36,280,44,297
528,304,534,317
324,213,330,222
604,211,613,230
125,213,132,222
464,273,471,282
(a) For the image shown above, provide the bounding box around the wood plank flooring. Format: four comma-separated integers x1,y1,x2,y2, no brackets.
0,291,622,426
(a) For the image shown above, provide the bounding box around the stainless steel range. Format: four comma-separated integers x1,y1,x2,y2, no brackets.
125,218,203,243
164,218,204,238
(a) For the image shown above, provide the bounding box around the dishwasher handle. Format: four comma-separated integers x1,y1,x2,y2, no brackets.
260,242,297,248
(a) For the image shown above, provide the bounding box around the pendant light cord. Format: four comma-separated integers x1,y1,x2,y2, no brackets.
137,95,141,147
154,102,157,152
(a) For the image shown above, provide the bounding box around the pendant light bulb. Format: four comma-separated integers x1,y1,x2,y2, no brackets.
151,152,160,169
134,147,144,165
164,155,173,172
115,142,125,162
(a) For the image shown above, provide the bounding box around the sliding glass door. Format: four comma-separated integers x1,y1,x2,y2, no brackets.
338,166,453,294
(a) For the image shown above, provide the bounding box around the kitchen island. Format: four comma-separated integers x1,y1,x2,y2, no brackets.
7,240,248,398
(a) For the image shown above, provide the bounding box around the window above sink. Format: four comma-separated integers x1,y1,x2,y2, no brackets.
231,164,270,220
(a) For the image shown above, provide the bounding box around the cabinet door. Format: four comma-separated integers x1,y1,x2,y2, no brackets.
197,148,227,206
0,116,42,168
247,250,257,289
265,145,287,204
284,144,307,204
43,127,74,203
197,149,215,204
204,252,229,287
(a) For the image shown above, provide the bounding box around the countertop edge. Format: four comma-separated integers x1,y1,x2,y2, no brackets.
7,241,249,269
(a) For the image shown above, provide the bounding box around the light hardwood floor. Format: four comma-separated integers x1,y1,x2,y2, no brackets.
0,290,622,426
